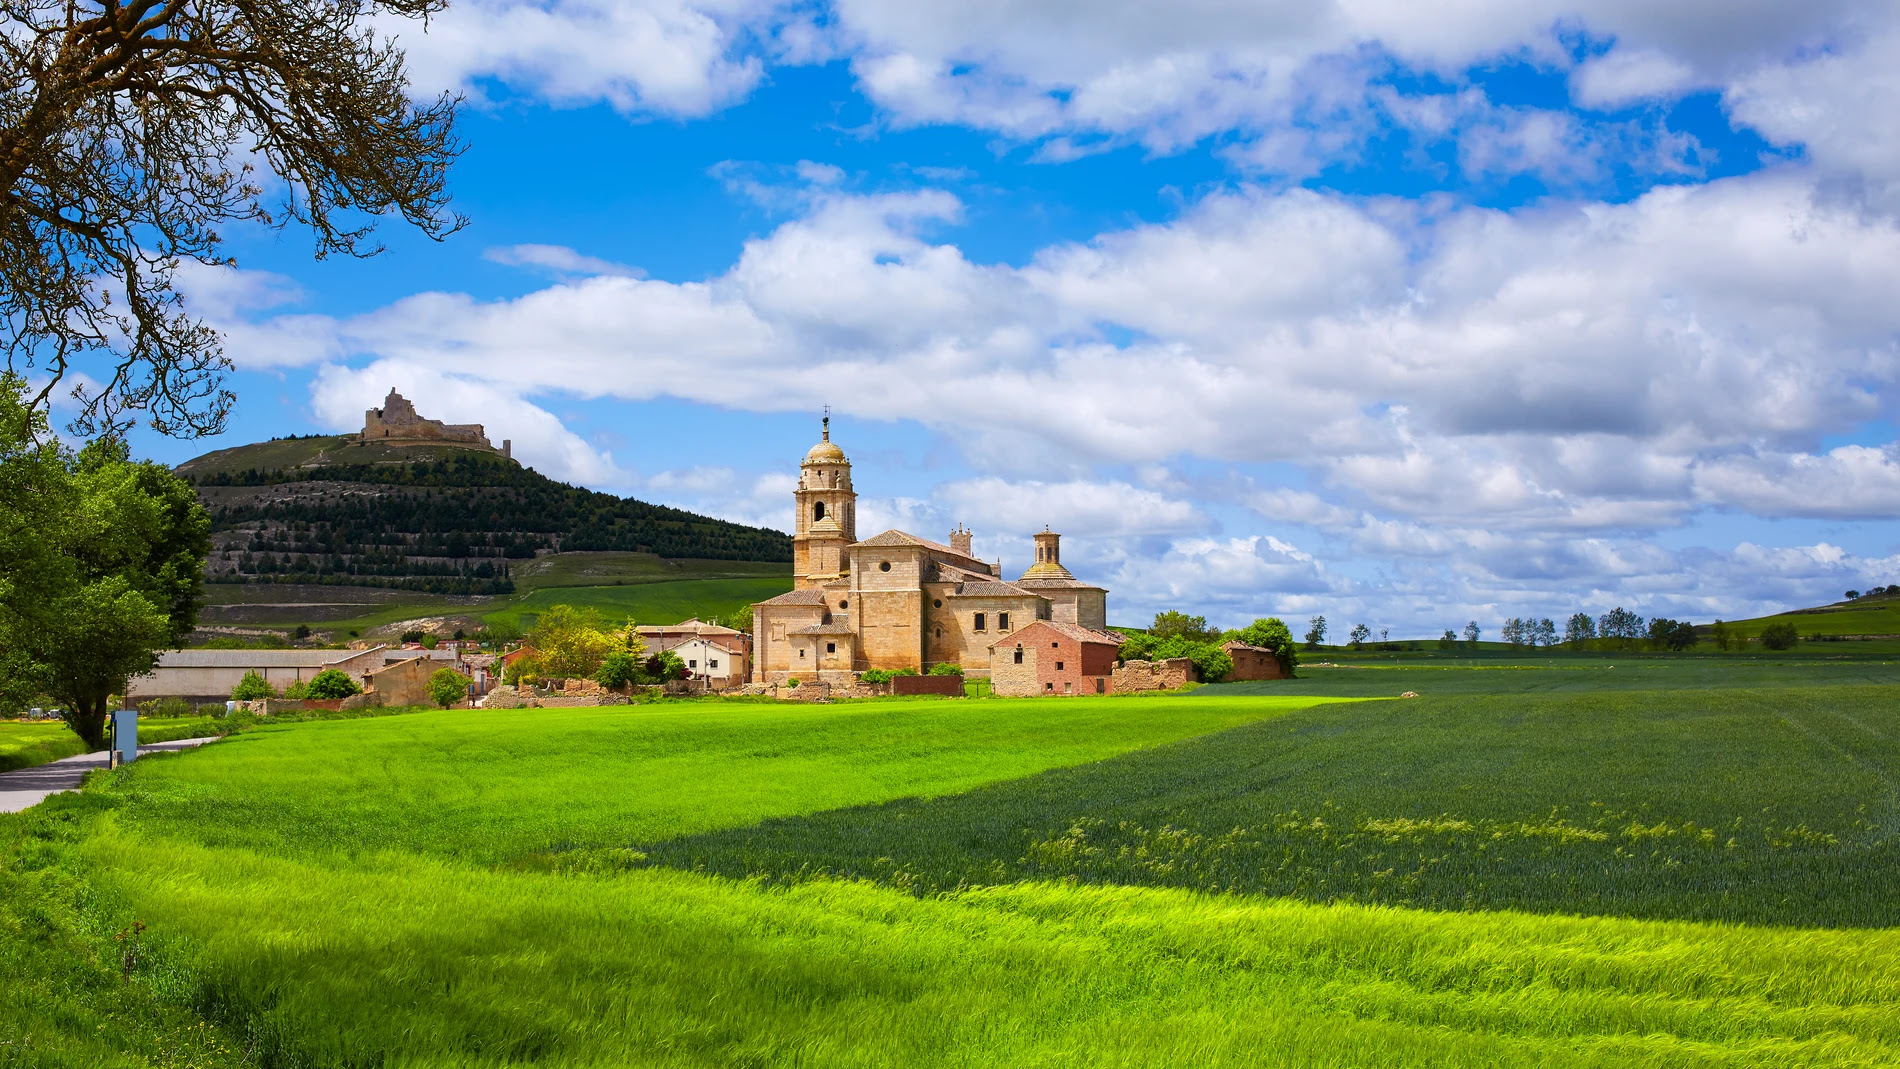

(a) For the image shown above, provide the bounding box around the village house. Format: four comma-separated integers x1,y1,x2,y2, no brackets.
634,619,751,689
988,620,1123,697
751,419,1111,685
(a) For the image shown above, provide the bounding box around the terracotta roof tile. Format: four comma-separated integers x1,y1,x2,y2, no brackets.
758,588,829,606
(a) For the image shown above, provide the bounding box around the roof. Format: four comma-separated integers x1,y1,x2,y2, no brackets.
152,647,383,669
951,581,1040,598
851,529,957,552
1015,577,1105,591
986,621,1123,649
1222,641,1277,653
790,622,857,635
636,618,742,637
758,588,830,606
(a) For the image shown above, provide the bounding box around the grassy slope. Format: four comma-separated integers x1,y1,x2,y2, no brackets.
175,434,503,476
7,672,1900,1065
479,576,792,631
1724,593,1900,638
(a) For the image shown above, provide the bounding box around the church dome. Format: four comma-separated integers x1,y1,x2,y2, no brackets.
802,416,848,465
804,439,846,465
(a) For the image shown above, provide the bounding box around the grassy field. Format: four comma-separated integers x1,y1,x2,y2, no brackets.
0,718,229,772
509,551,786,592
3,666,1899,1066
1724,592,1900,641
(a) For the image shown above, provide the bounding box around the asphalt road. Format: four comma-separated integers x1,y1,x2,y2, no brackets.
0,737,219,813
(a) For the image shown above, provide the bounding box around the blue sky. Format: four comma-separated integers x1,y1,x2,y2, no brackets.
86,0,1900,632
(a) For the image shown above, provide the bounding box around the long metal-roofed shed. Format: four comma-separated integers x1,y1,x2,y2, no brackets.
126,647,388,704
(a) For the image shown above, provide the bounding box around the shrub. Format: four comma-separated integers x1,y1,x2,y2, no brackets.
427,668,470,709
281,679,309,699
787,678,800,688
231,671,274,701
892,667,919,677
595,651,641,690
859,669,895,684
928,662,963,676
400,629,425,644
137,696,193,719
293,623,312,639
503,655,542,688
304,668,361,699
1760,622,1800,651
419,633,439,650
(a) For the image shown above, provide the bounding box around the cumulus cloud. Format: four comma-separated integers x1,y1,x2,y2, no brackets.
1571,47,1698,108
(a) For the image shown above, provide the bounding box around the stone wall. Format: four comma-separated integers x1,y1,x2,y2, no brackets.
1112,657,1199,692
924,585,1043,675
852,548,926,670
365,655,437,707
892,674,963,697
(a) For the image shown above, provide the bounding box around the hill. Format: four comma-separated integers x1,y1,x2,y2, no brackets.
1723,589,1900,643
178,435,792,598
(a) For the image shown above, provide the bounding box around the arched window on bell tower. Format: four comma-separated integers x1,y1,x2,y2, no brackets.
814,501,826,521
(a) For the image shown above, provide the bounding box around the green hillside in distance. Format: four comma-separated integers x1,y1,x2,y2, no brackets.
176,434,792,599
1724,589,1900,640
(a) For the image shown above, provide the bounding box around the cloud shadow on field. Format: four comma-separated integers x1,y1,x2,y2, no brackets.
632,679,1900,928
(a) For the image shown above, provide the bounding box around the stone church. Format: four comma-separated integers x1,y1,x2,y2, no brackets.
752,420,1110,683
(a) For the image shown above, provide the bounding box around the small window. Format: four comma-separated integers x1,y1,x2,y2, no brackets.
839,599,849,609
826,642,836,654
709,659,720,669
814,501,826,521
974,612,986,632
935,627,942,639
998,612,1010,630
1052,642,1059,648
1045,682,1054,692
798,649,806,658
1013,647,1023,664
1056,661,1064,671
1065,682,1073,694
933,598,942,608
879,561,891,572
689,660,698,668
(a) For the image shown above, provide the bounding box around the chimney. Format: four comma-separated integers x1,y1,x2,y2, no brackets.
949,523,973,558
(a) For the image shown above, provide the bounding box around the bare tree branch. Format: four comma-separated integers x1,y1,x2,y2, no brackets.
0,0,463,437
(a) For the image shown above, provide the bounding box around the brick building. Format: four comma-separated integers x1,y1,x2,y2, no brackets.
752,419,1111,684
988,620,1123,697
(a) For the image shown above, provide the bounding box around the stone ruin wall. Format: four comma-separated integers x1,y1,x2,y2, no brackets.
1111,657,1199,692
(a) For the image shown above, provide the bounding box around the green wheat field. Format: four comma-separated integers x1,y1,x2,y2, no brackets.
4,660,1899,1066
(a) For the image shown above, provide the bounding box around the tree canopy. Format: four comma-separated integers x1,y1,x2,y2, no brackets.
1,0,461,437
0,373,209,745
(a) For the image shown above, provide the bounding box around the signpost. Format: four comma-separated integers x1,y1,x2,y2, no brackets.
113,708,138,766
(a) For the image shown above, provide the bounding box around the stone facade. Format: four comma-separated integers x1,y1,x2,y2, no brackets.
361,654,439,707
1111,657,1199,692
988,620,1121,697
359,388,510,458
1221,641,1289,681
753,419,1111,683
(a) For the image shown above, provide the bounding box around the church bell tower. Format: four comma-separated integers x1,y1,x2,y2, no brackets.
793,414,856,588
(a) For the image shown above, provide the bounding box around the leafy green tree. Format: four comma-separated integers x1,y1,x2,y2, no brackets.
419,633,439,650
642,650,687,682
1348,624,1371,650
534,604,616,679
427,668,469,709
1438,629,1457,650
1150,610,1218,642
1462,621,1480,647
0,376,209,747
1759,622,1799,651
1303,616,1327,649
231,671,274,701
724,604,755,635
1234,617,1299,675
1533,618,1557,648
304,669,360,700
1711,620,1731,651
503,654,542,689
1117,631,1160,662
1598,608,1644,649
1564,613,1596,650
594,651,641,691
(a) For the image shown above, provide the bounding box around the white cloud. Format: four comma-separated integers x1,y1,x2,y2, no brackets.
483,244,644,278
1693,445,1900,519
935,477,1209,537
172,262,341,369
381,0,782,117
1571,47,1698,109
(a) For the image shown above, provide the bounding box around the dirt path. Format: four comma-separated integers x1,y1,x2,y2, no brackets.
0,737,220,814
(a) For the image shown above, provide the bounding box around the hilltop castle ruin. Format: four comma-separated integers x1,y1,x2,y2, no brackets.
359,389,510,459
